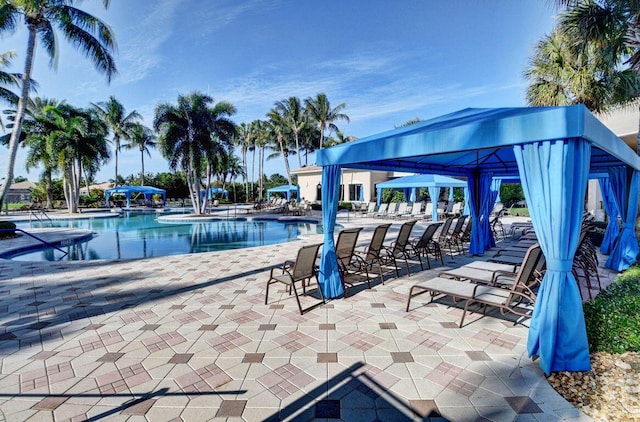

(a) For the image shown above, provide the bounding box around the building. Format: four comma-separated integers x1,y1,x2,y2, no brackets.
2,180,37,203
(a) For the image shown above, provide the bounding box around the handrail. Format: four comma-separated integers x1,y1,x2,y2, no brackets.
0,228,69,259
29,208,52,222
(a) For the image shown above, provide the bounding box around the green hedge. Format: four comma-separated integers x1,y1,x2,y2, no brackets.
0,221,16,239
583,266,640,353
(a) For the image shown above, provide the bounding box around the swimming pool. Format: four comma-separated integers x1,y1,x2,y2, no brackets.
12,212,325,261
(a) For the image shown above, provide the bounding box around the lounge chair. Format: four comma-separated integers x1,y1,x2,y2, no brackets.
362,202,376,217
379,220,418,276
439,216,467,257
334,228,366,296
406,244,543,327
408,222,443,269
374,203,388,218
423,202,434,220
402,201,424,219
265,243,325,315
390,202,409,219
431,217,454,256
384,202,399,218
352,223,392,286
446,202,463,217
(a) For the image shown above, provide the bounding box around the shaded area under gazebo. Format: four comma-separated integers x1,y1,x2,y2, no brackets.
105,186,166,208
267,185,300,202
316,105,640,375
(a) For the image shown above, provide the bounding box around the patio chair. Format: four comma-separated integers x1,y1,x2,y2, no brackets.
389,202,408,219
446,202,463,217
335,227,363,276
439,216,467,257
423,202,434,220
408,222,443,269
383,202,399,218
402,201,424,219
352,223,392,286
431,217,454,255
406,244,543,327
336,227,383,296
265,243,325,315
379,220,418,277
362,202,376,217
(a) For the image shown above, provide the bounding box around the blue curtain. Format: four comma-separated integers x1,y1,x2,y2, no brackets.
428,186,439,221
448,187,454,202
479,174,498,249
403,188,412,202
462,187,470,216
359,185,365,202
319,165,344,298
410,188,417,203
467,173,484,254
598,177,619,255
376,187,383,206
514,139,591,375
605,168,640,271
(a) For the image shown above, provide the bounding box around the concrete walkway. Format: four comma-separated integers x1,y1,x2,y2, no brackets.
0,214,608,421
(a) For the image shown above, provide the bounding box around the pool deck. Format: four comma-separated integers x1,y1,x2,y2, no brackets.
0,211,613,421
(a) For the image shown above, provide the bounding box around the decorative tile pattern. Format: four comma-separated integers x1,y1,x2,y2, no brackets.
142,331,187,353
505,396,543,414
274,331,315,352
217,400,247,417
405,329,451,351
473,328,520,350
96,364,151,394
425,362,485,397
339,331,383,351
175,364,232,394
207,331,251,353
257,363,315,399
79,330,124,352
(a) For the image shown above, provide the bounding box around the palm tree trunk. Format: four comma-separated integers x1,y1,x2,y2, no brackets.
83,167,91,197
319,125,325,150
0,25,36,202
114,134,120,186
251,147,256,201
278,135,292,185
140,147,145,185
294,131,302,167
242,149,248,201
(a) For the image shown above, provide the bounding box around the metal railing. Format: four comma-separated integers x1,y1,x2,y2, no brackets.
29,208,52,223
0,228,68,259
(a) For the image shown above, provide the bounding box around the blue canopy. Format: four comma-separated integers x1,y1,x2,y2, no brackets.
376,174,468,220
201,187,229,200
105,185,166,208
316,105,640,375
267,184,300,202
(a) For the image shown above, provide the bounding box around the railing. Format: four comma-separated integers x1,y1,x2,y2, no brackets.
29,208,52,223
0,228,68,259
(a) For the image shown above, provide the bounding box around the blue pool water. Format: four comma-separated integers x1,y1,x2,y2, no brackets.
13,212,324,261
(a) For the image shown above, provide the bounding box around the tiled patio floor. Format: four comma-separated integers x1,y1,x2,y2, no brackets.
0,215,613,421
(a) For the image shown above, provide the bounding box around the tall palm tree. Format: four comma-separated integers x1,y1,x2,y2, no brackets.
524,28,640,112
0,0,117,202
304,93,350,150
92,96,141,185
0,50,21,107
266,107,294,185
274,96,307,167
154,91,236,214
121,123,157,186
234,122,251,200
325,131,357,147
249,119,266,200
555,0,640,151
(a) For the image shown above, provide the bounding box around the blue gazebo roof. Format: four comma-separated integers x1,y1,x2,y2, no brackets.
376,174,467,189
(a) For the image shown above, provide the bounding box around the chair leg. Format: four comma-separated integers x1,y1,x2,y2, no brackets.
290,281,304,315
265,279,272,305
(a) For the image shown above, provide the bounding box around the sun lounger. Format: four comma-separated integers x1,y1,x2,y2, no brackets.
406,244,542,327
408,222,443,268
352,223,392,286
379,220,418,276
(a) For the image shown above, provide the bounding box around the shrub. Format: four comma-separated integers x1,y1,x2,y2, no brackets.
0,221,16,239
583,266,640,353
338,202,352,211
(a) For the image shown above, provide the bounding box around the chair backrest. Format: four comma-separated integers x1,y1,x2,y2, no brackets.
452,202,462,214
367,202,376,213
365,223,392,260
393,220,417,253
451,215,467,236
292,243,323,281
335,228,362,268
388,202,398,214
377,203,388,214
414,222,442,248
395,203,408,215
438,217,454,239
446,202,454,213
511,244,543,292
411,202,423,215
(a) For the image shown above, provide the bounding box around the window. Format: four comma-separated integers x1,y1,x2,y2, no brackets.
348,184,363,201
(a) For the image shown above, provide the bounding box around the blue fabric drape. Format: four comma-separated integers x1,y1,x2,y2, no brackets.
462,187,470,216
428,186,439,221
467,174,484,254
410,188,417,203
598,177,619,255
478,174,496,250
376,187,382,206
403,188,412,202
359,185,365,202
448,187,454,202
606,168,640,271
514,139,591,375
319,165,344,298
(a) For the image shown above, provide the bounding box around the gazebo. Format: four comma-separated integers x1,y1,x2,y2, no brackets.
316,105,640,375
201,187,229,200
105,186,166,208
267,184,300,202
375,173,468,220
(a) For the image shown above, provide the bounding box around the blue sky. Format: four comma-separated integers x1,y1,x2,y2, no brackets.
0,0,557,184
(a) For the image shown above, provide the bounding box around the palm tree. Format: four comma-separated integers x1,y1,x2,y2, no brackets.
274,96,307,167
0,50,21,106
525,28,640,112
324,131,357,147
121,123,157,186
92,96,141,185
266,107,294,185
249,119,266,200
154,91,236,214
0,0,117,202
234,122,251,200
555,0,640,151
304,93,350,150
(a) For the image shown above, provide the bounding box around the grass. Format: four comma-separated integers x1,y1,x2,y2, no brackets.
583,265,640,354
507,207,529,217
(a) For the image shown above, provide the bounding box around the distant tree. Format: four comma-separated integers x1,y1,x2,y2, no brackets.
304,93,350,149
274,96,307,167
395,117,423,128
121,123,156,186
13,175,26,183
324,131,357,147
234,122,251,200
0,50,21,106
265,107,295,184
92,97,142,186
0,0,117,203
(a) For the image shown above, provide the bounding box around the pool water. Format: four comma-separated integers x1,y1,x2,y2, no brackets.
13,212,324,261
